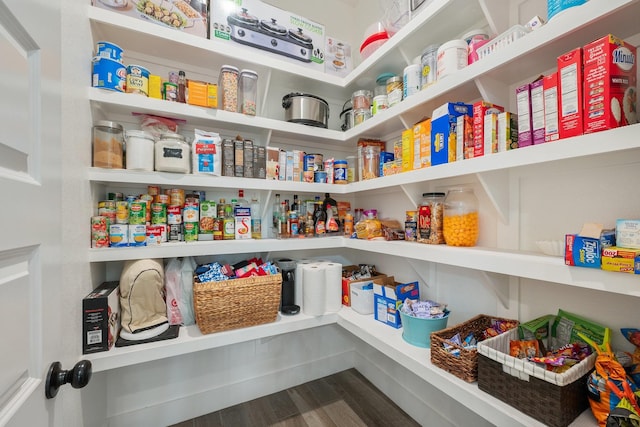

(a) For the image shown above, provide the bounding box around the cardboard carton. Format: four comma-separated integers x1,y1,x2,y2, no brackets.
82,281,120,354
373,279,420,328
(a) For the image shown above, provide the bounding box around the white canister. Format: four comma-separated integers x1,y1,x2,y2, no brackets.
437,39,468,80
125,130,155,171
403,64,421,99
155,133,190,173
372,94,388,115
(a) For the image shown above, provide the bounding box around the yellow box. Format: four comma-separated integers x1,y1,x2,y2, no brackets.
601,246,640,274
187,80,208,107
148,75,163,100
207,83,218,108
401,128,413,172
413,118,431,169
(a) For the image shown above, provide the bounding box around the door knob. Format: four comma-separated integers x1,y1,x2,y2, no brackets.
45,360,92,399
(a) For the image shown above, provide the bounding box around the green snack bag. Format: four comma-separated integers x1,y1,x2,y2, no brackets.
519,314,556,353
551,309,607,350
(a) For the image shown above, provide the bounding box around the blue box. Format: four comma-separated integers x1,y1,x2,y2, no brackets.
564,231,615,268
373,280,419,328
431,102,472,166
379,151,394,178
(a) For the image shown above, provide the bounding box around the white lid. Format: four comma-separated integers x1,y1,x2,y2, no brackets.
126,129,155,140
438,39,468,51
240,69,258,77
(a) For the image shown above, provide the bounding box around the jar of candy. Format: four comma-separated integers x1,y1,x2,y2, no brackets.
443,188,479,247
418,192,445,244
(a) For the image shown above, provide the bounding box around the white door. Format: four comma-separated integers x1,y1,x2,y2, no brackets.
0,0,67,425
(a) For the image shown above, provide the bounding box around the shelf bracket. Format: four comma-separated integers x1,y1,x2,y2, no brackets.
398,115,410,130
474,75,510,108
399,184,418,209
398,46,412,66
478,0,511,35
263,129,273,148
260,69,272,117
476,169,510,225
479,271,510,310
407,259,431,288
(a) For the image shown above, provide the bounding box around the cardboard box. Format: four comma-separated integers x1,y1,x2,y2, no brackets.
373,280,420,328
531,78,545,144
210,0,325,71
243,139,254,178
456,114,473,160
341,265,387,306
431,102,472,165
483,112,498,155
615,219,640,249
254,145,266,179
92,0,209,38
558,47,584,139
234,139,244,177
234,206,251,239
413,119,431,169
325,36,352,77
278,149,287,181
266,146,280,180
497,111,518,152
516,84,533,147
543,73,560,142
583,35,637,133
401,128,414,172
222,138,234,177
82,281,120,354
565,227,615,268
380,152,394,177
187,80,208,107
207,83,218,108
473,101,504,157
601,246,640,274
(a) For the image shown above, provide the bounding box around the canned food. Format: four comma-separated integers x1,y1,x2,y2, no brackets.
155,194,170,204
147,185,160,196
182,202,199,224
126,64,150,96
167,205,182,224
115,201,129,224
303,154,315,172
151,203,167,224
146,224,167,244
169,188,185,207
91,57,126,92
406,210,418,222
168,223,182,241
404,221,417,242
163,82,178,102
98,200,116,224
128,201,146,225
314,171,327,183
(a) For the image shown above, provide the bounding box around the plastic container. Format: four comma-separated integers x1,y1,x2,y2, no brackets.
443,188,479,247
403,64,421,99
350,282,374,314
380,0,411,36
476,25,530,61
360,22,389,60
548,0,588,20
386,75,403,107
351,89,373,110
218,65,239,112
418,192,445,244
372,94,388,115
353,108,371,126
92,120,124,169
437,39,468,79
155,133,190,173
346,155,356,182
463,29,490,64
420,44,439,89
360,145,380,180
239,69,258,116
399,308,450,347
125,129,155,171
95,41,123,62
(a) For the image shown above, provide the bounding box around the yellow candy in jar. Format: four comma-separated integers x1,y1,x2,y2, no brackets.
443,188,479,247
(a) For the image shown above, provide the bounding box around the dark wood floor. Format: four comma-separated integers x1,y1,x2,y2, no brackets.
169,369,420,427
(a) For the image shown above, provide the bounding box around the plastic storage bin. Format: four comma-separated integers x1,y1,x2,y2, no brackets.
399,308,450,347
350,281,374,314
476,25,530,61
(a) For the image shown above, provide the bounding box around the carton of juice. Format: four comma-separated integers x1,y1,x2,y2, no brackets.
583,34,637,133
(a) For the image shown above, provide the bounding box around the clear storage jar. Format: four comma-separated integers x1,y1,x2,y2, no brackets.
443,188,479,247
417,192,445,244
239,69,258,116
92,120,124,169
155,133,190,173
218,65,239,112
125,129,155,171
386,76,403,107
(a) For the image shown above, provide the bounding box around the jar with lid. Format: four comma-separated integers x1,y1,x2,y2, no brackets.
359,145,380,180
417,192,445,244
420,44,439,89
125,129,155,171
386,76,403,107
239,69,258,116
155,133,190,174
437,39,468,80
351,89,372,110
443,188,479,247
92,120,124,169
218,65,239,112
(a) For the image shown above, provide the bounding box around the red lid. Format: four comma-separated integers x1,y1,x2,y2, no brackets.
360,32,389,52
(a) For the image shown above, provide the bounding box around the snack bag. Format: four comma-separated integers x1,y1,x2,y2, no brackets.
621,328,640,386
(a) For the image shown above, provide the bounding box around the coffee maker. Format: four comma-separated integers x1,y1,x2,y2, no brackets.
276,259,300,315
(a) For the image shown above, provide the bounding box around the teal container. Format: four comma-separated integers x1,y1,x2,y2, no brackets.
399,308,450,348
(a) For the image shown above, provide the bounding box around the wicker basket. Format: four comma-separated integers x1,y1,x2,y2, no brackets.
477,328,595,427
193,273,282,335
430,314,518,382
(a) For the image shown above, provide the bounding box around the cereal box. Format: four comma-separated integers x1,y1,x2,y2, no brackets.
473,101,504,157
583,35,637,133
516,84,533,147
401,128,414,172
497,111,518,152
558,47,584,139
543,73,560,142
456,114,473,160
413,118,431,169
431,102,472,165
531,78,546,144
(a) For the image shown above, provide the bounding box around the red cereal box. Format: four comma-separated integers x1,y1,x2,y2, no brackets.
557,48,584,139
473,101,504,158
583,35,637,133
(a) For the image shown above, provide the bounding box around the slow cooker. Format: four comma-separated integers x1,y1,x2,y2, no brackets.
282,92,330,128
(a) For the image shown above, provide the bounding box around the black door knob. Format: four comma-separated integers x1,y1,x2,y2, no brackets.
45,360,92,399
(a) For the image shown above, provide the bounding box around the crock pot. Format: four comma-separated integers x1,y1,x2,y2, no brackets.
282,92,329,128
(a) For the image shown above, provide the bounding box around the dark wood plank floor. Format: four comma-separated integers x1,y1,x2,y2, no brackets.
169,369,420,427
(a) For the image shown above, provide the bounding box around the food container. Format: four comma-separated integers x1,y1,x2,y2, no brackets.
463,29,490,64
346,156,356,182
219,65,239,112
386,75,403,107
418,192,445,244
437,39,468,79
443,188,479,246
353,108,371,126
333,159,348,184
125,129,155,171
91,57,126,92
92,120,124,169
125,64,150,96
403,64,420,99
360,22,389,60
420,44,439,89
282,92,329,128
239,69,258,116
372,95,388,115
95,41,123,62
155,132,190,173
351,90,373,110
360,145,380,180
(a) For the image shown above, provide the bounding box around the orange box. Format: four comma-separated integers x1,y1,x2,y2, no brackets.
187,80,208,107
341,265,387,306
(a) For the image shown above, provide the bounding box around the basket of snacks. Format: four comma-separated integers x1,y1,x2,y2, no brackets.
430,314,518,382
193,261,282,335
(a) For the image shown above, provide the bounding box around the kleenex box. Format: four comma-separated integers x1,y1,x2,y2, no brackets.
373,279,419,328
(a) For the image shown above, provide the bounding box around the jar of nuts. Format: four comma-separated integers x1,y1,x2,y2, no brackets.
219,65,239,112
418,192,445,244
443,188,478,247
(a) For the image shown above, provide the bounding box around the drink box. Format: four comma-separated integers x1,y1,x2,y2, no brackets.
431,102,472,165
373,279,419,328
583,34,637,133
473,101,504,157
82,281,120,354
557,47,584,139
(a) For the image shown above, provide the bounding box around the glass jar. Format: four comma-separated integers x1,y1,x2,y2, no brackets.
386,76,403,107
125,129,155,171
155,133,190,173
351,89,372,110
418,192,445,244
218,65,239,112
443,188,479,247
239,69,258,116
360,145,380,180
92,120,124,169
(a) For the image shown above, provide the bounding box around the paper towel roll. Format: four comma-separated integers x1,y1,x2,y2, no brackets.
295,259,314,309
323,262,343,313
302,264,326,316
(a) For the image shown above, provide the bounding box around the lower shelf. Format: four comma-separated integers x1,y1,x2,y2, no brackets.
85,307,599,427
